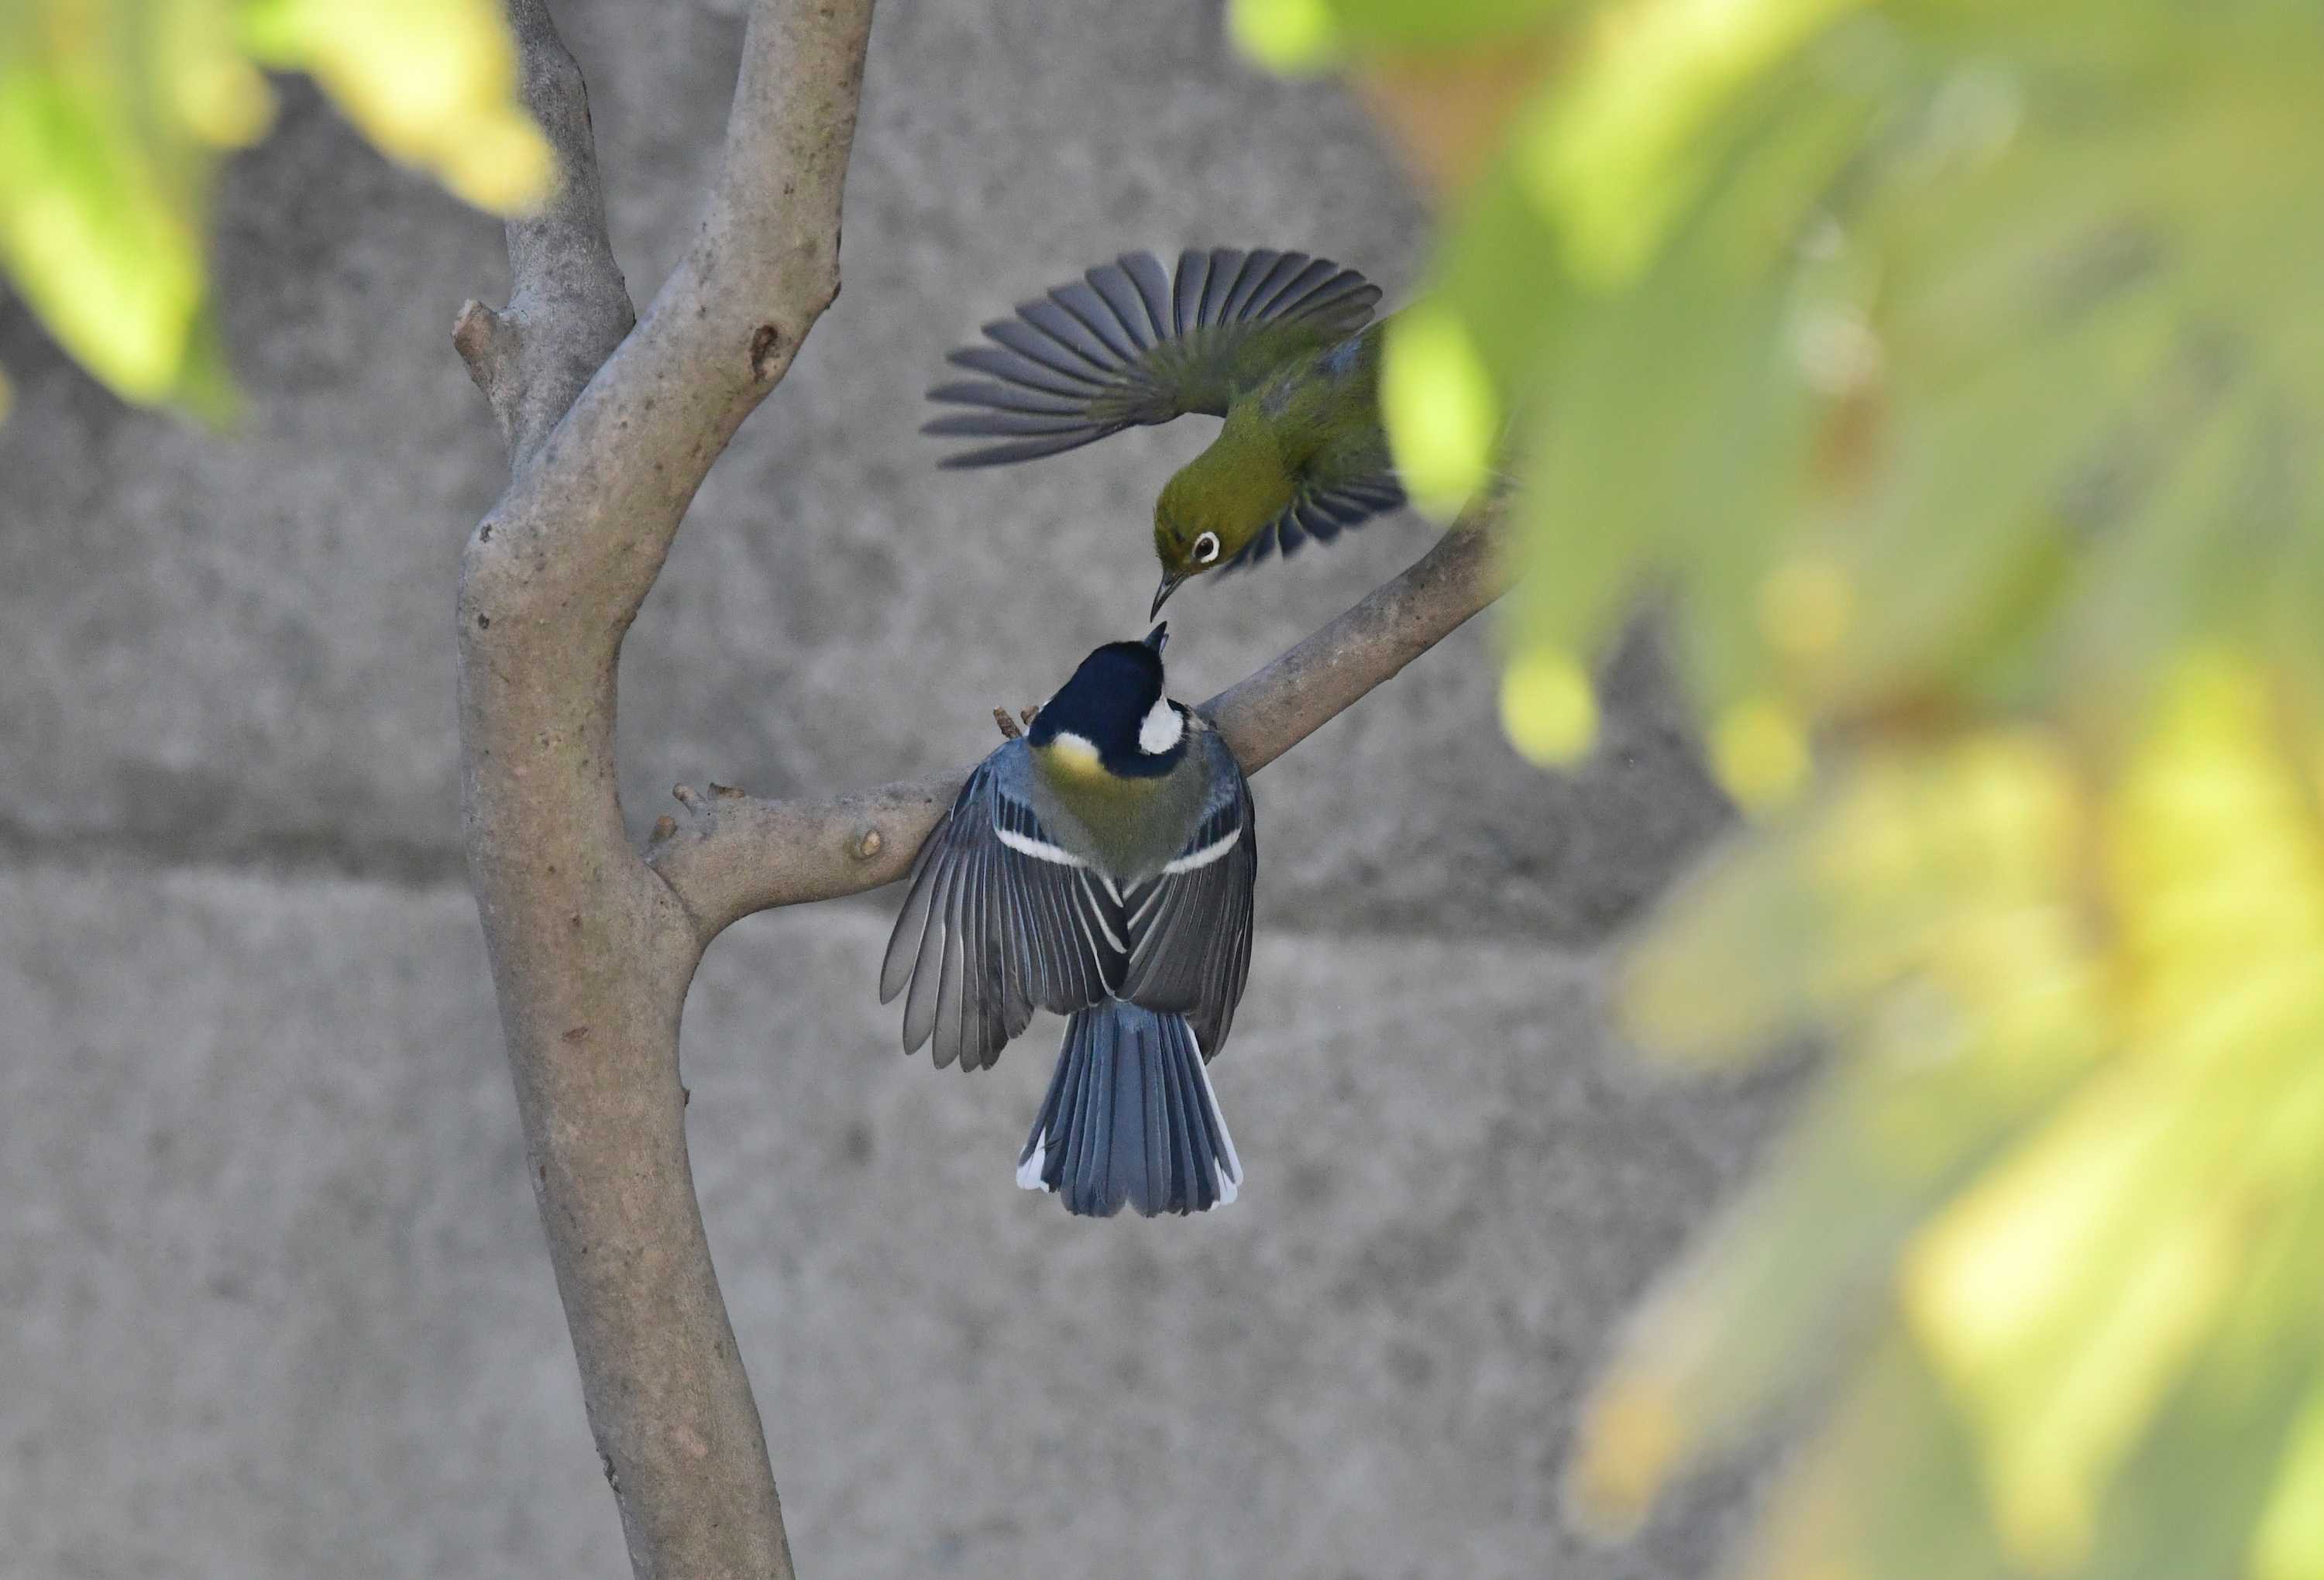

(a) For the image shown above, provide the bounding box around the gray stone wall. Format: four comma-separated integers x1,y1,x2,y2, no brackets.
0,2,1786,1575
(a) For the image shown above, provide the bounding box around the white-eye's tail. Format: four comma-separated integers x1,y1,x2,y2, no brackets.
1016,1001,1241,1217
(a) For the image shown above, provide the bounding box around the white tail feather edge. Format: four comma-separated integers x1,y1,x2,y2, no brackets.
1188,1025,1243,1203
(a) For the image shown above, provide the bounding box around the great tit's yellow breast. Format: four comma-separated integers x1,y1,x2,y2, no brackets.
1029,734,1198,880
1032,738,1153,812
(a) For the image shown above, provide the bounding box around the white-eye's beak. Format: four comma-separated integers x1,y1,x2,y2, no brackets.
1150,572,1189,619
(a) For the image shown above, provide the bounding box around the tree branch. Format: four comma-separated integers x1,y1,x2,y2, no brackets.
1203,505,1506,776
453,0,635,467
452,2,875,1577
647,507,1512,942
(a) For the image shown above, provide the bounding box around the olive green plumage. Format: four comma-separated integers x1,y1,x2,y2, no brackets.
924,248,1408,614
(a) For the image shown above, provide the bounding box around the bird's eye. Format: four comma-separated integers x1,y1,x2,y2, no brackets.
1192,531,1221,565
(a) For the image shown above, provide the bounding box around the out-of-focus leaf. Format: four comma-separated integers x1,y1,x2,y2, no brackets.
1575,651,2324,1578
170,294,238,425
1573,1046,2075,1533
1739,1195,2324,1580
1272,0,2324,1571
1392,0,2324,790
1520,0,1867,287
1735,1337,2007,1580
1351,36,1563,197
2257,1374,2324,1580
1482,58,1877,762
1708,696,1812,810
0,0,545,416
1497,647,1596,765
1577,727,2100,1504
1622,726,2089,1063
1229,0,1564,73
1378,300,1497,514
1896,655,2324,1572
236,0,551,213
158,0,276,147
0,0,216,401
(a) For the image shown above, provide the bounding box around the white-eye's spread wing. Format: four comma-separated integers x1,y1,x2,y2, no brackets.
924,249,1380,468
880,743,1129,1070
1118,731,1257,1060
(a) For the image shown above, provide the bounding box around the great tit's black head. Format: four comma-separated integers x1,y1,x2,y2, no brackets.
1029,625,1185,779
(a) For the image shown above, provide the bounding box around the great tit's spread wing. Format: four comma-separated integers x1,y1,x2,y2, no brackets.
1118,734,1257,1060
1217,474,1408,575
924,249,1380,469
881,744,1129,1071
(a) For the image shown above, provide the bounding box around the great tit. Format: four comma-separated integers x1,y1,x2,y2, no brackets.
880,623,1257,1217
923,249,1408,617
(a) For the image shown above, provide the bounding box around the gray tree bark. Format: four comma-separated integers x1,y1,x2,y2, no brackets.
451,3,1508,1574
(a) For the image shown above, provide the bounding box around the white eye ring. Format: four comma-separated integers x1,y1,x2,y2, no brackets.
1192,531,1221,565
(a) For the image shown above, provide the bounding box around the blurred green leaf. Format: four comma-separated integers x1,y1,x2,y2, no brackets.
0,0,228,402
1387,0,2324,797
1229,0,1565,73
1379,300,1499,514
1264,0,2324,1572
2257,1372,2324,1580
1735,1336,2009,1580
1574,653,2324,1578
0,0,548,418
237,0,552,212
1519,0,1867,287
1498,647,1598,764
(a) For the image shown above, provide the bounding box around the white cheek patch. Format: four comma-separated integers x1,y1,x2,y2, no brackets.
1138,699,1184,756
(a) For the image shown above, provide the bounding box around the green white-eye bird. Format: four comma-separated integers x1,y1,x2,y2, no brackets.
925,248,1407,616
880,623,1257,1217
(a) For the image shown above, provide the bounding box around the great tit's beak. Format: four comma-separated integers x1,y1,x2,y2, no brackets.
1150,571,1189,620
1143,623,1169,655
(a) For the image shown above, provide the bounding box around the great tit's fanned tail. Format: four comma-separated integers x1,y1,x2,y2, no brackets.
925,248,1380,469
880,745,1128,1070
1017,1002,1242,1217
1217,475,1408,574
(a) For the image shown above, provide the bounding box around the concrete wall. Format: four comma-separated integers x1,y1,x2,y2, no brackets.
0,2,1788,1575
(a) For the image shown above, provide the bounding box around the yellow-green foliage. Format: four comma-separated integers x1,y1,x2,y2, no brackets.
1236,0,2324,1575
0,0,550,416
